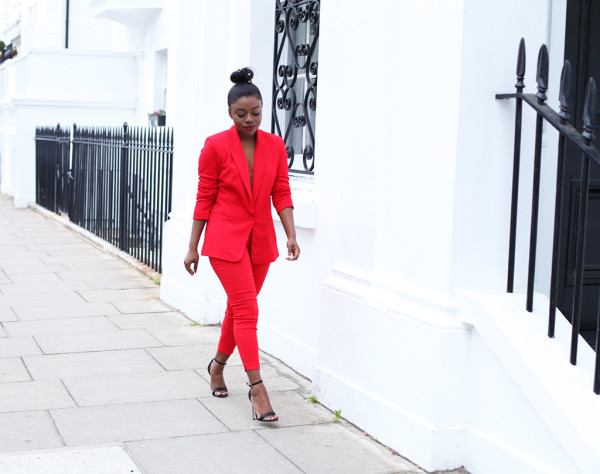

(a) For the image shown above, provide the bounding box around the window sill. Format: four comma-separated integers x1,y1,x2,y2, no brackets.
273,176,316,230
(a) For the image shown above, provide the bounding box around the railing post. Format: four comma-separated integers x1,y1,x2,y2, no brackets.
571,78,597,365
507,38,526,293
52,123,60,213
119,122,129,252
548,60,572,337
526,44,549,312
67,123,75,217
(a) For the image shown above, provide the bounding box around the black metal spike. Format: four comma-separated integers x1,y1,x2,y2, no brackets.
516,38,526,91
582,78,597,143
536,44,549,102
558,61,572,122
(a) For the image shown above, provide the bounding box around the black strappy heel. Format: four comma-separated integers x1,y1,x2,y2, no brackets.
247,380,278,422
207,358,228,398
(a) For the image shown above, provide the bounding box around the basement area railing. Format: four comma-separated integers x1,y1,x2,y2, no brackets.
497,39,600,394
35,123,174,273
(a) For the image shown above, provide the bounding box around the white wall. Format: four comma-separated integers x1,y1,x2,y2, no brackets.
452,0,566,297
0,0,135,54
0,49,137,205
68,0,133,53
310,1,472,470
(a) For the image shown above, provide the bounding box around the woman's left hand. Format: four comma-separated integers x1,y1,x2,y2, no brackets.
286,238,300,261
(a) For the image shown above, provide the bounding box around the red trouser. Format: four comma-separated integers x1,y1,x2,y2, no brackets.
210,248,270,371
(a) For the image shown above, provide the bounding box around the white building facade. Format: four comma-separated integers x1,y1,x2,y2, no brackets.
2,1,600,473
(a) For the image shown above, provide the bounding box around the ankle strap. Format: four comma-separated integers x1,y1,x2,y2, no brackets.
247,379,263,388
212,358,226,366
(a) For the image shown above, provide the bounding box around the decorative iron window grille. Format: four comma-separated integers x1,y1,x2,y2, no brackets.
272,0,320,175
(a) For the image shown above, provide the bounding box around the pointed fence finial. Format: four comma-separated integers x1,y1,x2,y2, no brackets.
516,38,526,91
582,78,597,143
536,44,549,102
558,60,572,122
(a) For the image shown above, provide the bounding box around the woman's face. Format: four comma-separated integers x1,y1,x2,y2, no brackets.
229,95,262,139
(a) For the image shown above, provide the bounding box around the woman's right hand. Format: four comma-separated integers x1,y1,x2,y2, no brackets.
184,249,200,275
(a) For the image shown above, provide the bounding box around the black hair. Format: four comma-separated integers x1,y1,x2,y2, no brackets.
227,67,263,107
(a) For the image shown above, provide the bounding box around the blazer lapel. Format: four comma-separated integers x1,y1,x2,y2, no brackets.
229,126,252,200
251,130,267,201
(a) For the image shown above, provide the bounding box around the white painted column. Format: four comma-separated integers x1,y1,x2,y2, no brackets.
313,1,470,471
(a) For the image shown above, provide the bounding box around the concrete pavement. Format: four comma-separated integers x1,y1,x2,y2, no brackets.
0,193,457,474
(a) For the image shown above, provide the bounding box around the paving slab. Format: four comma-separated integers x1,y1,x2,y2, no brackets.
4,273,63,284
0,238,21,245
26,242,91,251
0,291,85,309
3,316,118,337
28,234,85,244
0,281,91,295
60,261,135,273
0,251,48,261
258,423,423,473
1,264,67,277
147,344,233,371
78,288,160,303
0,358,31,383
107,312,192,330
199,389,332,431
24,349,164,380
0,445,141,473
81,277,158,290
12,302,121,320
0,270,11,285
40,254,119,265
145,326,223,346
126,431,301,474
51,399,227,445
57,268,145,282
34,329,162,354
0,380,75,412
146,342,279,372
0,245,28,253
0,336,42,357
0,325,6,337
0,411,64,452
111,299,172,314
43,248,108,258
0,257,47,266
63,370,208,406
0,307,18,322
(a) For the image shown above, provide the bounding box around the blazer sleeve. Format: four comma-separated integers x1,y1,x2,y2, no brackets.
271,138,294,213
193,138,219,220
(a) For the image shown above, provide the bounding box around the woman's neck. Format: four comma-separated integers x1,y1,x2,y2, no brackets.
238,131,257,145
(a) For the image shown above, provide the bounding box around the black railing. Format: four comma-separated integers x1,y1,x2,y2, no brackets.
35,123,173,273
35,124,72,215
272,0,320,175
497,39,600,394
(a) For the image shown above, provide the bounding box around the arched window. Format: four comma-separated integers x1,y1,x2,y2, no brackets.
272,0,320,175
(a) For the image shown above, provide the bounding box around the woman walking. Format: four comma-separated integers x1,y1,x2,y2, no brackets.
184,68,300,422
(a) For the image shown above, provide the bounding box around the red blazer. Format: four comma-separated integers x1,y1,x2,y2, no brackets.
193,126,293,264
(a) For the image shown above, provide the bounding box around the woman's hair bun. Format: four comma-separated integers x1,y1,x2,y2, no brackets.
230,67,254,85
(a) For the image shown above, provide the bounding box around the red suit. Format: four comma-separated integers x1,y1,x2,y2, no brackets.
194,126,293,370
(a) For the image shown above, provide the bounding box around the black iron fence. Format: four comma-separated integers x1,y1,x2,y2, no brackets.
35,125,72,215
35,123,173,273
497,39,600,394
